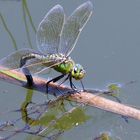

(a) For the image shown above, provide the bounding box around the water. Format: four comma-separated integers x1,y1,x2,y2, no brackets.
0,0,140,139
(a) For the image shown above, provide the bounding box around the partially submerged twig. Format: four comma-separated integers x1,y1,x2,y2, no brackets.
0,67,140,121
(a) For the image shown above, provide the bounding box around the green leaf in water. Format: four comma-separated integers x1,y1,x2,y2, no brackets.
107,83,121,96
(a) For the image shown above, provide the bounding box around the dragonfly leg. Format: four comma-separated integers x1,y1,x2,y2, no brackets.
58,74,70,86
46,74,66,93
22,68,33,87
20,54,36,87
54,74,71,96
80,80,85,91
69,75,77,90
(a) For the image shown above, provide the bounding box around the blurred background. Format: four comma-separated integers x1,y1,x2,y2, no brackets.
0,0,140,139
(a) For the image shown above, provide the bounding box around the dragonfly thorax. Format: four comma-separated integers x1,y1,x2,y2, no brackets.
53,56,74,74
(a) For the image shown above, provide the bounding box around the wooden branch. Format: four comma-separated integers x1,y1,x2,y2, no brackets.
0,67,140,121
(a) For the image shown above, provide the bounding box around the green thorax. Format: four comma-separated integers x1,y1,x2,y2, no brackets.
54,59,74,74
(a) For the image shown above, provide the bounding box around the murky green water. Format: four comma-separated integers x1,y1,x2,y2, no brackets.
0,0,140,139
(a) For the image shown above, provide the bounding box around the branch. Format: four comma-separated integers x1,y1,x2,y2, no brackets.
0,66,140,121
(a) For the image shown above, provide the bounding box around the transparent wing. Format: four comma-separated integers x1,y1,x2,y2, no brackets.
0,48,64,75
25,59,64,75
22,57,64,75
59,1,93,56
21,58,50,74
0,49,41,71
36,4,65,54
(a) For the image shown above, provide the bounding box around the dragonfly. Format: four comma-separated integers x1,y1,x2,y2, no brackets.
0,1,93,93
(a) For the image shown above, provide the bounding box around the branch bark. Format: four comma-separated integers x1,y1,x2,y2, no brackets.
0,67,140,121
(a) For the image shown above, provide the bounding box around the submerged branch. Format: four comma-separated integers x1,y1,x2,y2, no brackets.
0,67,140,121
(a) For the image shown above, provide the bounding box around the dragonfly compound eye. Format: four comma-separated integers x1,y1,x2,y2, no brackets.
74,67,78,73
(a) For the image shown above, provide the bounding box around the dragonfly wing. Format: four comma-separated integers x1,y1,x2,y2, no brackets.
0,48,64,75
22,58,63,75
0,49,40,71
36,4,65,54
22,58,48,74
59,1,93,56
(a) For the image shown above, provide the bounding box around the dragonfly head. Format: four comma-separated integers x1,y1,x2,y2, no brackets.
71,64,86,80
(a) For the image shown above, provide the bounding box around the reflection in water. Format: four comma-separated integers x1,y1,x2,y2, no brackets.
0,12,18,50
94,132,112,140
20,89,90,139
0,87,90,139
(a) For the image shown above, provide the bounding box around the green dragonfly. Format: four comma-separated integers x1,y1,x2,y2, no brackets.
0,1,93,92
